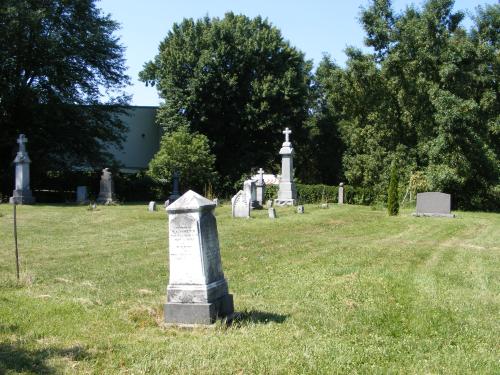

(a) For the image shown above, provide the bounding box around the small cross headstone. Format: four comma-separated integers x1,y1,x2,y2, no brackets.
297,205,304,214
255,168,266,206
268,207,277,219
148,201,157,211
165,190,234,325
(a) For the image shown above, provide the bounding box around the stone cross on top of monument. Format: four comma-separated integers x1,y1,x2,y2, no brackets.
283,128,292,143
17,134,28,152
257,167,264,176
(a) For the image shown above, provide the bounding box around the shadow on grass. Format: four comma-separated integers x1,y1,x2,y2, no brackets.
0,343,90,374
232,310,288,325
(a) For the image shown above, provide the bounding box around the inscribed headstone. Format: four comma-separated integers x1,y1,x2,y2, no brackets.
231,190,250,218
414,192,454,218
165,190,234,325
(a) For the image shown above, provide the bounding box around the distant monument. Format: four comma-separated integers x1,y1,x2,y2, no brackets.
338,182,344,205
255,168,266,207
10,134,35,204
96,168,115,204
275,128,297,206
414,192,454,218
169,171,181,203
165,190,234,325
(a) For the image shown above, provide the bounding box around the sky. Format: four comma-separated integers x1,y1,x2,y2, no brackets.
98,0,495,106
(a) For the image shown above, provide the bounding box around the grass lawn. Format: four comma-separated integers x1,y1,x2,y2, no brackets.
0,202,499,374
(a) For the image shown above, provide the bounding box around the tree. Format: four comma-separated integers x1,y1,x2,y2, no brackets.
387,161,399,215
148,126,216,192
0,0,129,196
140,13,312,192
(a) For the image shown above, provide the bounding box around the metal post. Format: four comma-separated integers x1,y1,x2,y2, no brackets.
13,202,19,281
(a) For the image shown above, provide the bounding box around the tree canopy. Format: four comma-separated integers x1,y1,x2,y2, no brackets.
140,13,312,192
0,0,129,195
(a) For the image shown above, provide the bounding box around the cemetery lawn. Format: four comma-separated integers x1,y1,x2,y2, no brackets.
0,203,499,374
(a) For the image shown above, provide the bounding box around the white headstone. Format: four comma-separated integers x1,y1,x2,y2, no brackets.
266,199,273,209
338,182,344,205
268,207,277,219
165,190,234,325
9,134,35,204
297,205,304,214
231,190,250,218
275,128,297,206
414,192,454,217
148,201,157,211
76,186,89,204
96,168,115,204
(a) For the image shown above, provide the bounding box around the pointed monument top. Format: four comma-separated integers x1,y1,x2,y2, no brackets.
167,190,215,212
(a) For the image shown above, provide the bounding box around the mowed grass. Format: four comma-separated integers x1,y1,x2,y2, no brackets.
0,202,499,374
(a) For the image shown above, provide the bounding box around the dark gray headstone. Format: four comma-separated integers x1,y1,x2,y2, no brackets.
414,192,454,218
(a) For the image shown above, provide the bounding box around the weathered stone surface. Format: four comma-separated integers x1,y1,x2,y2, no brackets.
268,207,277,219
165,190,234,325
9,134,35,205
338,183,344,205
96,168,115,204
76,186,89,204
275,128,297,206
148,201,157,211
414,192,454,218
231,190,250,218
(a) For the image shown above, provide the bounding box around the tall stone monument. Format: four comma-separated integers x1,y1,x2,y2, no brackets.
243,179,260,209
96,168,115,204
169,171,181,203
10,134,35,204
338,182,344,205
275,128,297,206
165,190,234,325
255,168,266,206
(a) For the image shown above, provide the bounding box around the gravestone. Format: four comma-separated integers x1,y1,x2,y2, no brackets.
96,168,115,204
243,179,260,209
76,186,89,204
231,190,250,218
9,134,35,204
169,171,181,203
338,182,344,205
164,200,170,209
255,168,266,206
268,207,277,219
266,200,273,209
148,201,157,211
320,203,329,209
414,192,454,218
165,190,234,325
275,128,297,206
297,205,304,214
213,198,219,206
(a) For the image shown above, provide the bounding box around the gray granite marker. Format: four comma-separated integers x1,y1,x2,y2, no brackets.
275,128,297,206
9,134,35,204
414,192,454,218
165,190,234,325
96,168,115,204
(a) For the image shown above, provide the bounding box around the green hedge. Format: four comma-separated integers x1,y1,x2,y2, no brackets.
264,183,376,205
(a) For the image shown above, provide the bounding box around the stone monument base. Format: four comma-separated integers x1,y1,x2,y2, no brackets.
274,199,296,206
164,294,234,325
10,190,35,204
413,213,455,218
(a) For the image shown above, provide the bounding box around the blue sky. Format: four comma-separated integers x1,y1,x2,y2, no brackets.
98,0,495,106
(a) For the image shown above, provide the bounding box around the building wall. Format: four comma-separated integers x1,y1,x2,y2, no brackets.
108,106,161,172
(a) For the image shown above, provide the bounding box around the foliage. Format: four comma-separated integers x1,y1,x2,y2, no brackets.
387,162,399,216
317,0,500,210
148,126,216,193
140,13,312,192
0,0,130,197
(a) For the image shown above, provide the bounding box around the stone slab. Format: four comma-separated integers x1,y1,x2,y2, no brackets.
415,192,454,217
164,294,234,325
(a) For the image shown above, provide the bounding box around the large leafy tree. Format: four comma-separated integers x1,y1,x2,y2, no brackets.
0,0,129,196
140,13,312,191
319,0,499,209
